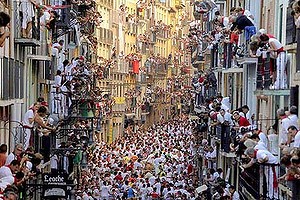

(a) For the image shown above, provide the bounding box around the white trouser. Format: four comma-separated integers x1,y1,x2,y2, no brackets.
264,165,278,199
274,52,287,89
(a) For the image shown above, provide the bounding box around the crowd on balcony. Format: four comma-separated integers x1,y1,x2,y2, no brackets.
191,4,290,90
0,143,45,199
190,87,300,199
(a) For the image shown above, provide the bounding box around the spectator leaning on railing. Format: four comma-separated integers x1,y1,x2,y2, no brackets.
244,147,278,199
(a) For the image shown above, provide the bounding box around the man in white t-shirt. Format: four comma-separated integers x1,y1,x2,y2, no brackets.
244,147,278,199
277,108,291,146
288,106,299,129
23,103,39,150
0,160,20,191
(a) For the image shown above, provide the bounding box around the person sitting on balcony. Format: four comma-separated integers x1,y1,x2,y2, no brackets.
0,12,10,47
260,34,287,89
244,147,278,199
20,0,37,38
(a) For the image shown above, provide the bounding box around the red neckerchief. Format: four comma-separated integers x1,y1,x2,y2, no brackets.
272,166,278,190
253,149,258,158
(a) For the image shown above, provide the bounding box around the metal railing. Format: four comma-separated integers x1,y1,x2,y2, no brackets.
239,163,280,200
13,0,40,41
0,57,24,100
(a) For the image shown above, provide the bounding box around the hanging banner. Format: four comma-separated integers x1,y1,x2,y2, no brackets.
133,60,139,74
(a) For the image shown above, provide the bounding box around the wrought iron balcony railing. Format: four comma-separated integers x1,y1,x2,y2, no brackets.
13,0,41,46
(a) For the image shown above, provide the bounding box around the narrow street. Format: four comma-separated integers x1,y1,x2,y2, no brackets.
78,116,201,199
1,0,300,200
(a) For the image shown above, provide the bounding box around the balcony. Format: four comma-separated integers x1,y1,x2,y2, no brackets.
111,9,119,25
239,162,285,200
0,57,24,100
98,27,113,45
13,1,41,46
98,0,113,9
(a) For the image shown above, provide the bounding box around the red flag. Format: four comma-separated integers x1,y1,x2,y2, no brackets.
133,60,139,74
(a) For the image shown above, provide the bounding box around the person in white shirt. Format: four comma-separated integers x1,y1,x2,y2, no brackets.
217,109,233,126
100,181,111,199
52,40,64,57
267,127,279,155
244,147,278,199
288,106,299,129
23,103,39,150
0,160,20,191
250,134,268,151
5,144,23,165
287,125,300,148
252,129,269,149
229,185,240,200
277,108,292,146
53,70,62,115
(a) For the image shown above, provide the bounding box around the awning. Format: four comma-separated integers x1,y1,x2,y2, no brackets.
222,67,243,74
237,57,258,65
125,113,135,117
254,89,290,96
190,115,200,120
27,55,52,61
